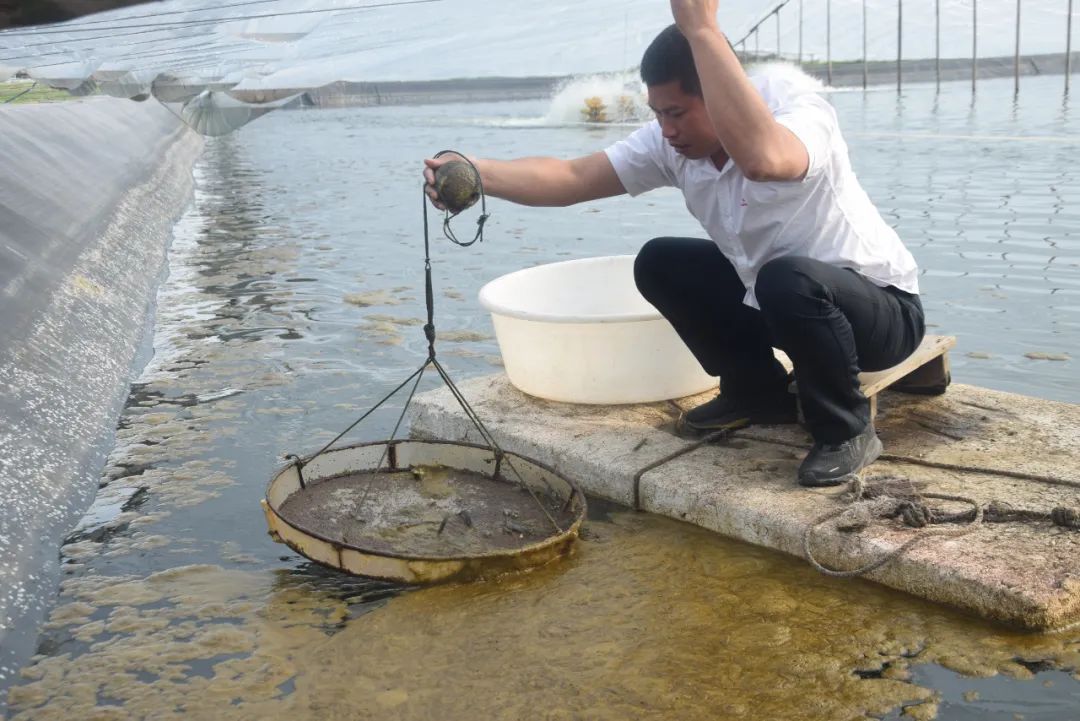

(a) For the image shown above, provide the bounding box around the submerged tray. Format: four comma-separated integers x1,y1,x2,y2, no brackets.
262,439,586,584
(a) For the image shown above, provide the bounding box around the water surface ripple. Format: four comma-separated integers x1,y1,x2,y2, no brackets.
4,74,1079,720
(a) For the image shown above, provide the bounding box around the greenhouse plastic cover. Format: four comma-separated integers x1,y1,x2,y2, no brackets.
0,0,1073,99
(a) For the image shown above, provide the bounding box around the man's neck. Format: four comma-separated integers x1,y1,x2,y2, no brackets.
709,146,730,171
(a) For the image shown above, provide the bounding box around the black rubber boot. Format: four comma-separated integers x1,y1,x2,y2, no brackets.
797,424,883,487
678,386,797,436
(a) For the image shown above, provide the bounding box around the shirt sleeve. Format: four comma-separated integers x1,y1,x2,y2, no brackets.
773,91,836,181
603,121,674,197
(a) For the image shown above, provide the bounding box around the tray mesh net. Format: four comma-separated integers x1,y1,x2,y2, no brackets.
277,465,576,558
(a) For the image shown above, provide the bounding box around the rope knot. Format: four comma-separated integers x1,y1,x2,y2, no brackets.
841,476,866,503
1051,506,1080,529
899,501,932,528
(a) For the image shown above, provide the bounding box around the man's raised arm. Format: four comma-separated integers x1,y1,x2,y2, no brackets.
424,151,625,209
670,0,809,182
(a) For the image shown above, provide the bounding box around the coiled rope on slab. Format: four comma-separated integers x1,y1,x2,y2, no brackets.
631,426,1080,579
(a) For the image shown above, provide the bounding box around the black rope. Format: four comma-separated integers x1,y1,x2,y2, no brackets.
0,0,443,67
378,363,428,467
6,0,291,33
1,33,253,66
288,154,564,534
431,357,500,452
356,362,430,510
284,453,306,489
2,81,37,103
303,363,426,462
632,429,732,510
0,0,443,37
432,150,489,247
429,357,562,532
421,186,438,359
298,149,489,464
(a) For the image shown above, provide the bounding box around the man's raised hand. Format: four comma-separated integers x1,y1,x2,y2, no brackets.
669,0,720,37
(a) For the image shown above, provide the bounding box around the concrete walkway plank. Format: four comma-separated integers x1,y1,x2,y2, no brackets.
411,375,1080,631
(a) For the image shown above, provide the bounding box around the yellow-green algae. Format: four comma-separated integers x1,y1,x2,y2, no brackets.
9,511,1080,721
12,181,1076,720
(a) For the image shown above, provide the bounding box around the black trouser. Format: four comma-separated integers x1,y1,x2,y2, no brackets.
634,237,925,444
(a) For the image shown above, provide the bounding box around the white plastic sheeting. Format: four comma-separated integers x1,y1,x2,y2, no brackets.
174,89,302,135
0,97,202,685
2,0,1074,98
0,0,675,96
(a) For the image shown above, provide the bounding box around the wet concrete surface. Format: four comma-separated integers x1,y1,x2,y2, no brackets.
412,375,1080,630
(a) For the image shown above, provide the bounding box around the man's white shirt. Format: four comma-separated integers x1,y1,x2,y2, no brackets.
604,68,920,309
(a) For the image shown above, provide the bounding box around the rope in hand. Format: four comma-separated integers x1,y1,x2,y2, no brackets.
431,150,489,248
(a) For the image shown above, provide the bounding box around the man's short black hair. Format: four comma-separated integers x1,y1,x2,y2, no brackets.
640,24,701,96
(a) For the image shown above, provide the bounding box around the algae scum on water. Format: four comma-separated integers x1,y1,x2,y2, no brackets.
8,509,1080,721
5,79,1080,719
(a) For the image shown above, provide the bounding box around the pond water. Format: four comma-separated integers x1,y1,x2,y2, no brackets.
3,72,1078,720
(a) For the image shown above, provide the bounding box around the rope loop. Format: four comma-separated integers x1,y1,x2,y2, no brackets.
432,149,488,247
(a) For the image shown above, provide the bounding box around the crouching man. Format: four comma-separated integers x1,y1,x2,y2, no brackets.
423,0,924,487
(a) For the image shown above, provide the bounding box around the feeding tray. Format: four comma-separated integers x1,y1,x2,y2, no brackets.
262,439,586,584
261,155,584,583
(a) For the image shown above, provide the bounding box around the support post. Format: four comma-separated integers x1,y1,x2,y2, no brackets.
1067,0,1073,94
972,0,978,93
798,0,804,64
776,9,781,59
936,0,941,89
863,0,869,89
897,0,903,92
827,0,833,85
1014,0,1021,94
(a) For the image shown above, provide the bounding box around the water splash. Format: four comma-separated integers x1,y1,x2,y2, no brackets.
539,62,829,128
543,73,650,126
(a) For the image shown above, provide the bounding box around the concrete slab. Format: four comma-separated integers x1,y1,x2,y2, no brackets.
410,374,1080,631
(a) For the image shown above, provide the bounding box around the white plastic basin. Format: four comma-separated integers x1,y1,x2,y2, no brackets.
478,255,717,404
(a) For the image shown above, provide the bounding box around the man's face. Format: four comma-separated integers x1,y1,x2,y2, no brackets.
646,80,722,161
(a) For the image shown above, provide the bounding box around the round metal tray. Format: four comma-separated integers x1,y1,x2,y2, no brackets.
262,439,586,584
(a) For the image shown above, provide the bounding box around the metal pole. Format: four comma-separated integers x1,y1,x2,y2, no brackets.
1014,0,1021,94
936,0,941,89
827,0,833,85
776,9,781,59
897,0,903,92
863,0,868,89
1068,0,1074,94
798,0,804,64
755,26,760,56
972,0,978,93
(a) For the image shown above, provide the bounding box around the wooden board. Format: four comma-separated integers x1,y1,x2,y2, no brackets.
780,335,956,420
860,334,955,397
